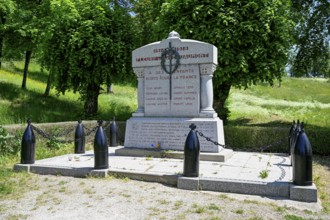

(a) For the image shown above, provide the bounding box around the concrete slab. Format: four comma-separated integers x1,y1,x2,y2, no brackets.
115,147,233,162
290,183,318,202
13,147,317,203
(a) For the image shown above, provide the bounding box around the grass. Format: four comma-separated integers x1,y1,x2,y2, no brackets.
0,61,137,125
228,77,330,128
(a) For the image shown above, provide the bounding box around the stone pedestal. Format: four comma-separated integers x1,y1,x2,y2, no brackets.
124,117,224,152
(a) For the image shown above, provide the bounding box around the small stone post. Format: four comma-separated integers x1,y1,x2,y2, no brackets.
93,120,109,169
110,117,118,147
21,119,35,164
74,120,85,154
183,124,200,177
293,122,313,186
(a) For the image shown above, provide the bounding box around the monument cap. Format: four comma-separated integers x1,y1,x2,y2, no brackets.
168,31,180,39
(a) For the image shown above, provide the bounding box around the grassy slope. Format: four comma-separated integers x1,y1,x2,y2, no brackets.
1,61,329,129
0,61,137,124
228,77,330,128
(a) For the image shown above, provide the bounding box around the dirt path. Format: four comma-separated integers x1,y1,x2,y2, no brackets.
0,173,328,220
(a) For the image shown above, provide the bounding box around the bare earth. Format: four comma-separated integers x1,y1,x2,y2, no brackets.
0,173,328,220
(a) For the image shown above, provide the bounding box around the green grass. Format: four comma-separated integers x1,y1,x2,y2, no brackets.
1,61,330,130
0,61,137,125
228,77,330,128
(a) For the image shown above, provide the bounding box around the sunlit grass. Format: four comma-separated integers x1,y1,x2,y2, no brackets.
0,61,137,124
228,77,330,128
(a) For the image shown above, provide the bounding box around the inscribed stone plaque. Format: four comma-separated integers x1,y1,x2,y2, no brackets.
124,117,224,152
144,64,199,117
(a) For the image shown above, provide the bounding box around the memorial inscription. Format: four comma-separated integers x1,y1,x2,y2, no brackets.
145,64,199,117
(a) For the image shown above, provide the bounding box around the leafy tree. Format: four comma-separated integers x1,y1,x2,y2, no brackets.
291,0,330,77
133,0,165,46
156,0,294,122
0,0,15,69
41,0,136,116
4,0,50,89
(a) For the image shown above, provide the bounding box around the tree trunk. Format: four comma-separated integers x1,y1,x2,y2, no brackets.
22,50,32,90
44,71,52,96
0,35,3,69
0,16,6,69
213,82,232,124
84,82,100,116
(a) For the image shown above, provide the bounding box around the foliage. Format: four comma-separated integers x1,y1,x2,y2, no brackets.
156,0,294,122
0,126,20,156
133,0,165,46
0,65,136,124
225,125,330,155
0,0,15,67
2,0,51,90
290,0,330,77
40,0,136,116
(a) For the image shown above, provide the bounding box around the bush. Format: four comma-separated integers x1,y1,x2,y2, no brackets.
0,126,21,156
224,125,330,155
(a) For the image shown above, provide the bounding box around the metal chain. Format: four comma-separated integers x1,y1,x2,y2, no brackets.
30,121,114,145
103,121,112,130
195,129,289,153
31,124,75,143
82,125,98,136
195,130,227,149
52,127,75,138
31,125,53,140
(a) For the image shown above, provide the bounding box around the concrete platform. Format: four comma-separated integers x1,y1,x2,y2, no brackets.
13,147,317,203
115,147,234,162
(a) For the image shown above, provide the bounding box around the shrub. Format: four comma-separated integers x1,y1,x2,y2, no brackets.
0,126,21,156
224,125,330,155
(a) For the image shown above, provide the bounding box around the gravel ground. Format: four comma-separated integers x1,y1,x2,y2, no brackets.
0,174,328,220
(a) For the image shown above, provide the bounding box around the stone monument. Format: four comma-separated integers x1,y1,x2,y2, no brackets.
124,31,225,153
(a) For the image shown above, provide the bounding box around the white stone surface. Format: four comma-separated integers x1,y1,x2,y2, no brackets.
126,31,225,152
124,117,224,152
15,150,318,202
144,64,200,117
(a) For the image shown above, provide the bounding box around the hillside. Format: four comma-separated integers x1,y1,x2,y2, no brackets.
1,61,329,129
228,77,330,128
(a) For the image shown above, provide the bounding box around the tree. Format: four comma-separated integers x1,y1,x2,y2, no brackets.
4,0,50,89
156,0,294,122
291,0,330,77
41,0,136,116
0,0,15,69
133,0,165,46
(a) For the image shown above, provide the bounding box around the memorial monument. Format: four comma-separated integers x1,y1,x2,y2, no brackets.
124,31,225,153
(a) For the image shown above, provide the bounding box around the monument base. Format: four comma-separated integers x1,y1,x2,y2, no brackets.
124,117,225,152
115,147,233,162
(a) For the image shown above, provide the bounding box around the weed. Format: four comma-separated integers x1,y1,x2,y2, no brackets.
194,206,206,214
58,180,68,185
59,186,66,193
284,214,305,220
158,199,170,205
83,188,96,194
121,193,131,198
244,199,259,204
259,170,269,179
174,200,183,210
207,203,221,211
234,209,244,214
